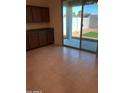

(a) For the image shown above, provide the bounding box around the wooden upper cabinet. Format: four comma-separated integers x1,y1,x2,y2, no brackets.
26,5,50,23
41,8,50,22
26,6,33,23
32,6,42,22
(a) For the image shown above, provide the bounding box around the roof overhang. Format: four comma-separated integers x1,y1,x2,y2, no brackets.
63,0,98,6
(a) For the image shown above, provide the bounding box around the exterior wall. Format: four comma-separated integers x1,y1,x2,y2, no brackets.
83,17,90,29
89,15,98,28
83,15,98,29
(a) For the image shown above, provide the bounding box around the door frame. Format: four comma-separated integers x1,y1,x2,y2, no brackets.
61,0,98,54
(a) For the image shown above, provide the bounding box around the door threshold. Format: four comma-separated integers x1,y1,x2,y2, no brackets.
63,45,97,54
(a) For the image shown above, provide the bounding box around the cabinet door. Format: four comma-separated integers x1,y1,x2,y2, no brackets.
28,31,39,49
32,7,42,22
26,32,30,50
39,31,47,46
44,8,50,22
41,8,50,22
47,30,54,44
26,6,33,23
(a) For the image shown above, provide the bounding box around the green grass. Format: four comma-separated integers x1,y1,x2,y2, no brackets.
83,32,98,38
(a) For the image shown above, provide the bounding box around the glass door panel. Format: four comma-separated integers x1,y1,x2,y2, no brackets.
63,6,67,38
63,0,82,48
81,3,98,52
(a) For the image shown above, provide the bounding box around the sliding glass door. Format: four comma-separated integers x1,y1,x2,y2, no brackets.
63,0,98,53
63,1,82,48
81,3,98,52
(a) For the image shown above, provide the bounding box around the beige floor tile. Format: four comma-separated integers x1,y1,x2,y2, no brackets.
27,45,98,93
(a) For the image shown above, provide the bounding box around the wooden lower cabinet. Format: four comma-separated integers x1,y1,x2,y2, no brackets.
28,31,39,49
26,33,30,50
47,30,54,44
39,31,47,46
26,28,54,50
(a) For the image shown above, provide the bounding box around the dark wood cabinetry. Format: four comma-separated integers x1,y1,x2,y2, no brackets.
26,6,33,23
28,31,39,49
41,8,49,22
32,7,42,22
26,33,30,50
26,28,54,50
26,5,50,23
47,30,54,44
39,30,47,46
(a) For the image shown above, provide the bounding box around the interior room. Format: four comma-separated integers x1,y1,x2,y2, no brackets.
26,0,98,93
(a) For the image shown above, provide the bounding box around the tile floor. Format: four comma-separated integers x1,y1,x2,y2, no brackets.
26,90,42,93
27,45,98,93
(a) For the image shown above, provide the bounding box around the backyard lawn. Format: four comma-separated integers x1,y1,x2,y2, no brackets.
83,32,98,38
